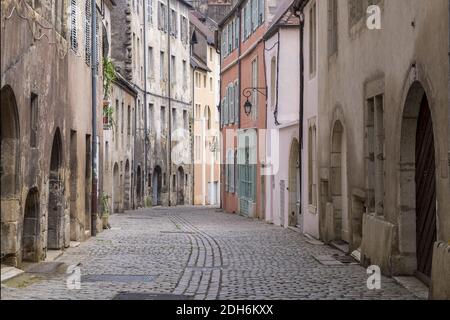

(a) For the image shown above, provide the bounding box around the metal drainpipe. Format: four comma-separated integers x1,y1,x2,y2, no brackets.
448,0,450,177
143,0,149,205
167,0,172,206
293,2,305,221
91,0,98,236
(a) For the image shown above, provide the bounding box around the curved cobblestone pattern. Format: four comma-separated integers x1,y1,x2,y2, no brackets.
1,207,418,300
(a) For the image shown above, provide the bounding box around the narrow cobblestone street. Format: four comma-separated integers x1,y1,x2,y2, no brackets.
1,207,418,300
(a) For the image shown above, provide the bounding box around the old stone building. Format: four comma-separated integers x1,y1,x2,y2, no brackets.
190,11,221,206
1,0,109,267
110,0,193,207
292,0,449,298
102,74,138,215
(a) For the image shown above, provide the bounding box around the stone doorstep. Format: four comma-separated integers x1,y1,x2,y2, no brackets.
45,250,64,262
1,266,25,283
393,276,429,300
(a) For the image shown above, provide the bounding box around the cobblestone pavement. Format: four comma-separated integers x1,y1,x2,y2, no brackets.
1,207,418,300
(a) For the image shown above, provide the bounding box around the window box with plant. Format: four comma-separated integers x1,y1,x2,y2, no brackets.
103,57,117,130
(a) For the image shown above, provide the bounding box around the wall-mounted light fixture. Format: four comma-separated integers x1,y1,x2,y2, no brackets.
242,87,267,116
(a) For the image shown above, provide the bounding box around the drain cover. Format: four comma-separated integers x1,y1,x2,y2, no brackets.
113,292,193,300
160,231,195,234
25,262,65,274
81,274,155,283
332,254,358,264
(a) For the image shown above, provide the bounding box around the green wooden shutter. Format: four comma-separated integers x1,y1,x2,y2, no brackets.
229,84,234,124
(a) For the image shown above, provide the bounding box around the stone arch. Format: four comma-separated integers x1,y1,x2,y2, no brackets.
288,138,300,227
22,188,40,262
1,85,21,265
113,163,120,213
47,128,64,250
136,165,142,207
330,119,349,244
124,159,131,210
153,166,162,206
399,81,437,280
177,166,185,205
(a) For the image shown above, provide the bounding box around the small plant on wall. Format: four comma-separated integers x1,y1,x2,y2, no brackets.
103,57,117,100
103,103,116,130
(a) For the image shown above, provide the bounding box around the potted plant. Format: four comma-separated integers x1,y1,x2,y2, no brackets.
101,193,111,229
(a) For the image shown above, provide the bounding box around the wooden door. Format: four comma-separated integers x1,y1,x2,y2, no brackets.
415,95,437,278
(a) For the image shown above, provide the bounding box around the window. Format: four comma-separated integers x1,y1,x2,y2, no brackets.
148,103,154,131
349,0,364,28
270,57,276,109
115,99,119,148
204,106,211,130
203,75,207,88
195,104,201,118
84,0,91,66
30,93,38,148
251,0,258,32
180,16,188,44
309,2,317,76
127,106,131,135
235,17,240,47
147,0,153,24
209,47,213,62
366,93,385,216
182,60,187,88
121,102,124,134
148,47,154,78
70,0,78,51
170,9,177,37
170,55,176,84
158,2,167,31
258,0,265,24
229,84,234,124
251,57,258,120
308,122,317,207
160,51,165,79
172,108,176,129
328,0,338,56
133,33,136,70
161,106,166,133
234,79,239,123
183,110,188,130
195,135,201,161
210,77,213,92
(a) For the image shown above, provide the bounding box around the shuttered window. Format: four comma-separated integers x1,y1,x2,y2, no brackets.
251,0,258,32
71,0,78,51
229,84,235,124
234,80,239,123
258,0,264,24
148,0,153,25
85,0,91,66
224,92,228,125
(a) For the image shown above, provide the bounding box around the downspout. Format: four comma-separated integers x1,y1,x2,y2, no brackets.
91,0,98,236
272,30,281,126
294,1,305,220
167,0,172,206
216,30,223,209
448,0,450,180
192,65,196,206
143,0,148,205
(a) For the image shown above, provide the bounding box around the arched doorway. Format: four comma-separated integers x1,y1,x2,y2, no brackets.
330,120,349,243
1,85,20,265
113,163,120,213
48,129,64,250
153,166,162,206
400,82,437,281
177,167,185,205
124,160,130,210
22,188,40,262
136,165,142,207
288,138,300,227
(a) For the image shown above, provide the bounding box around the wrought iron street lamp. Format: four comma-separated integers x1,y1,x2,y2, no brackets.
242,87,267,116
